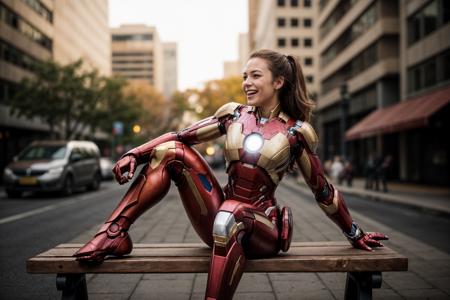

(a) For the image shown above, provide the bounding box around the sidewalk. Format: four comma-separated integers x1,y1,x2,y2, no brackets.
294,176,450,216
66,171,450,300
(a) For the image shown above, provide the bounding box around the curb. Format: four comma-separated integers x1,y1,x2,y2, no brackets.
281,177,450,218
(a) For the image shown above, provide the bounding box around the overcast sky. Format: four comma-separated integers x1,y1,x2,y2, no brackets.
109,0,248,91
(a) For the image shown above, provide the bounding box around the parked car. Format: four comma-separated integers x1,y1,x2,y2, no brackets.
3,140,102,198
99,157,114,180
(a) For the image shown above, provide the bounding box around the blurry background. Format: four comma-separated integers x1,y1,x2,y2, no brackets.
0,0,449,185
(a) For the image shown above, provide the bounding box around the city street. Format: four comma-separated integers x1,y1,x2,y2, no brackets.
0,169,449,299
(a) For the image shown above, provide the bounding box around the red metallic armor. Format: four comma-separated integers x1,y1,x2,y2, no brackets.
75,102,387,300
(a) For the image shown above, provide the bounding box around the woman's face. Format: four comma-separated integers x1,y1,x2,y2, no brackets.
242,57,282,108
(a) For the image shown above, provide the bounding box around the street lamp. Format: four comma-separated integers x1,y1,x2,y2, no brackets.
132,124,141,134
340,83,349,159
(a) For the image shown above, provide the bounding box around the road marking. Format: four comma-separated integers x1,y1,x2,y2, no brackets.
0,185,123,225
0,199,78,225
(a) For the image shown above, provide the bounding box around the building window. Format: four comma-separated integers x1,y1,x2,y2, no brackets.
320,0,357,39
0,3,52,50
291,18,299,27
304,0,312,8
407,49,450,94
0,39,40,72
277,0,285,7
304,57,313,66
304,38,312,47
321,4,378,66
21,0,53,23
291,38,299,47
277,38,286,47
277,17,286,27
306,75,314,83
112,34,153,41
291,0,299,7
408,0,450,45
303,18,312,27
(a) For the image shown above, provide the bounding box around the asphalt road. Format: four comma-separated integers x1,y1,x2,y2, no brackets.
0,172,449,299
0,180,128,300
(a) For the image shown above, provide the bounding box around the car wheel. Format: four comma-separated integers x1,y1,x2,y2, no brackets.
62,175,74,196
6,189,22,198
88,172,101,191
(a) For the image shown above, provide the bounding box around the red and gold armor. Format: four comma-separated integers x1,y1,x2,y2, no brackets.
75,102,387,300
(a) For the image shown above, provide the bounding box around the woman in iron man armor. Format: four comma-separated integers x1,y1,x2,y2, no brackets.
75,49,388,300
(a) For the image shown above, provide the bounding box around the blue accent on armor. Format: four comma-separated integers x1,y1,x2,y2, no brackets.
198,174,212,192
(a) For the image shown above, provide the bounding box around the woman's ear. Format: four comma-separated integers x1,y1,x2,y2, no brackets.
274,76,285,90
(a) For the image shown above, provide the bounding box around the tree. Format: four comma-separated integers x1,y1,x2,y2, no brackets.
8,59,142,140
121,81,172,141
195,76,246,118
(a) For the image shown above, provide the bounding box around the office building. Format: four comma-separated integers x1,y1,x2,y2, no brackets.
111,24,164,92
0,0,110,177
249,0,319,96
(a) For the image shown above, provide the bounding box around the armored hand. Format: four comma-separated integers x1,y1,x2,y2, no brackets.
344,222,389,251
113,155,137,184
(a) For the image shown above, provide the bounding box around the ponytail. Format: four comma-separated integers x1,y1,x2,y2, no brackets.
249,50,315,122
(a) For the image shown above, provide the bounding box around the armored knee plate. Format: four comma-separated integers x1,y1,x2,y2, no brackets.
212,211,245,249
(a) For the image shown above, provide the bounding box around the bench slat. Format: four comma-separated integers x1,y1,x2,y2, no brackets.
27,243,407,274
37,245,398,258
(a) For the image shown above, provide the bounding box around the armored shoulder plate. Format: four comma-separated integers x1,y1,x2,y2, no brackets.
294,121,318,153
214,102,241,119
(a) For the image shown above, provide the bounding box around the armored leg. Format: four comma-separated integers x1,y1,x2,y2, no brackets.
74,141,223,261
205,200,279,300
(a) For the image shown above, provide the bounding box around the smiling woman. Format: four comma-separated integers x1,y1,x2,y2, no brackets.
75,49,388,300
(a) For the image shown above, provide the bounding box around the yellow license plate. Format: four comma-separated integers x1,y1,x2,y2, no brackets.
19,176,38,185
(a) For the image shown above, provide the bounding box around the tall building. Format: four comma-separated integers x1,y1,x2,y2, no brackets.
317,0,400,173
0,0,110,177
162,42,178,98
111,24,164,93
53,0,111,75
249,0,319,97
319,0,449,185
223,33,250,78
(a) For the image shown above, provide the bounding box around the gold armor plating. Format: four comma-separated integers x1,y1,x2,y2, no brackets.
318,188,339,215
224,123,244,162
296,122,319,153
182,169,208,216
212,221,245,247
257,133,291,184
214,102,241,119
196,122,222,142
254,213,275,230
229,255,242,286
150,141,176,169
297,149,312,181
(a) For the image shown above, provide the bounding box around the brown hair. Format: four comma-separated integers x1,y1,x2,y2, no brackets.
249,49,315,122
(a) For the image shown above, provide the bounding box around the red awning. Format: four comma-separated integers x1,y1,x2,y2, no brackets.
345,85,450,140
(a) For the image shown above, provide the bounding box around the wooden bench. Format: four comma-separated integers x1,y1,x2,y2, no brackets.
27,241,408,300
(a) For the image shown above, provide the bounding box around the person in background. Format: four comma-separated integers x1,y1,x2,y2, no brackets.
330,155,344,184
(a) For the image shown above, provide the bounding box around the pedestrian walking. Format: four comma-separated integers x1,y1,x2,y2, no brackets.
378,155,392,192
365,153,376,189
330,155,344,184
342,159,354,187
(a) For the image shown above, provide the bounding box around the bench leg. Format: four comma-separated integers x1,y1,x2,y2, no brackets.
56,274,88,300
344,272,382,300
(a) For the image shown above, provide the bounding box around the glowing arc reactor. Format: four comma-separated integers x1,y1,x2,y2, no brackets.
243,133,264,153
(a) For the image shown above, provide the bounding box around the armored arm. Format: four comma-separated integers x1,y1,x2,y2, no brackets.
113,102,241,183
294,122,388,250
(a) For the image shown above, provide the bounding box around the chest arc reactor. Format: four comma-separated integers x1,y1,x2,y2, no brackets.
243,133,264,153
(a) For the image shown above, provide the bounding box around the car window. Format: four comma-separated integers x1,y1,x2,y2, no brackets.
18,145,67,160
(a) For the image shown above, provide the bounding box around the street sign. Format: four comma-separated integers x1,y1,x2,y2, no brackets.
112,121,124,135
